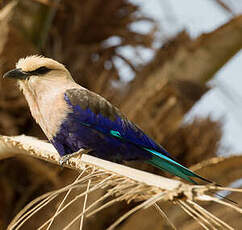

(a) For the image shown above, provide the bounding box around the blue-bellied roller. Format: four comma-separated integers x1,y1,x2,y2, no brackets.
3,55,214,185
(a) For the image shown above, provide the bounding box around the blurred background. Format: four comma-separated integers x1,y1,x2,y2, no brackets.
0,0,241,229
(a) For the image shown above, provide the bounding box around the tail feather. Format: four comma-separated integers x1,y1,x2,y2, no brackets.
145,148,238,205
144,147,212,184
147,155,195,183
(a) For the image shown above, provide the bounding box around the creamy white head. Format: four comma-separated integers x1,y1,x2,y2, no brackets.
16,55,66,72
3,55,81,139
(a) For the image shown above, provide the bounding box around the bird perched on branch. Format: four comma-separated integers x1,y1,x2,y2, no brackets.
3,55,212,184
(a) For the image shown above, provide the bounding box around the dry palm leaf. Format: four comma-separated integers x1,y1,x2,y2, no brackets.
213,0,234,14
0,135,240,229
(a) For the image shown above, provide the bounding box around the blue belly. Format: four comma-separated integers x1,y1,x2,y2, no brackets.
51,113,152,162
51,93,170,163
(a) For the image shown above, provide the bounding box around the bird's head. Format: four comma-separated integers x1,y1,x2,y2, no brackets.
3,55,74,89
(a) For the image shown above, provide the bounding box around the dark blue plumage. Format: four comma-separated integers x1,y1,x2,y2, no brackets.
50,88,212,183
52,90,168,162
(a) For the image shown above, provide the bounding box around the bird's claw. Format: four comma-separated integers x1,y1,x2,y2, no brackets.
59,149,90,166
59,155,71,166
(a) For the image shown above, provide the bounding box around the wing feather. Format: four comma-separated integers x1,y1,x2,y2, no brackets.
64,88,171,158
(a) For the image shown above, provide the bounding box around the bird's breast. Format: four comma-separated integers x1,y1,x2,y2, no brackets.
20,80,77,140
37,92,71,139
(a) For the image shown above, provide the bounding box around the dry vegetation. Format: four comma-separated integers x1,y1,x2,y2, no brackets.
0,0,241,229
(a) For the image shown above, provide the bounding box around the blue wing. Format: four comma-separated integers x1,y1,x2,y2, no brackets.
51,88,212,184
52,88,170,161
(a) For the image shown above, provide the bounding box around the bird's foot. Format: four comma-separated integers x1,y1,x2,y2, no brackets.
59,149,90,166
59,155,71,166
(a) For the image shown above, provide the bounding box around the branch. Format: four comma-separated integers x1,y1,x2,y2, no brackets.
1,134,241,230
0,134,181,191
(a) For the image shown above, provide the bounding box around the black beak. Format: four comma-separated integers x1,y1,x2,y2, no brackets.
3,68,29,80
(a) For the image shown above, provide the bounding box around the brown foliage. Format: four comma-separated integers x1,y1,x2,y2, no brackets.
45,0,156,99
165,118,222,165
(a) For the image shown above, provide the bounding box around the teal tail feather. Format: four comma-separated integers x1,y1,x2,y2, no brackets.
144,148,212,184
145,148,238,205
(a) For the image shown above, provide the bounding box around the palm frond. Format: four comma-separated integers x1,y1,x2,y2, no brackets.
0,135,241,229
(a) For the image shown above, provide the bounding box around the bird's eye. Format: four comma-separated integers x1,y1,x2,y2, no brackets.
29,66,51,75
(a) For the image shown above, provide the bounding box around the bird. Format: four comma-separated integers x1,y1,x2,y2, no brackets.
3,55,213,184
